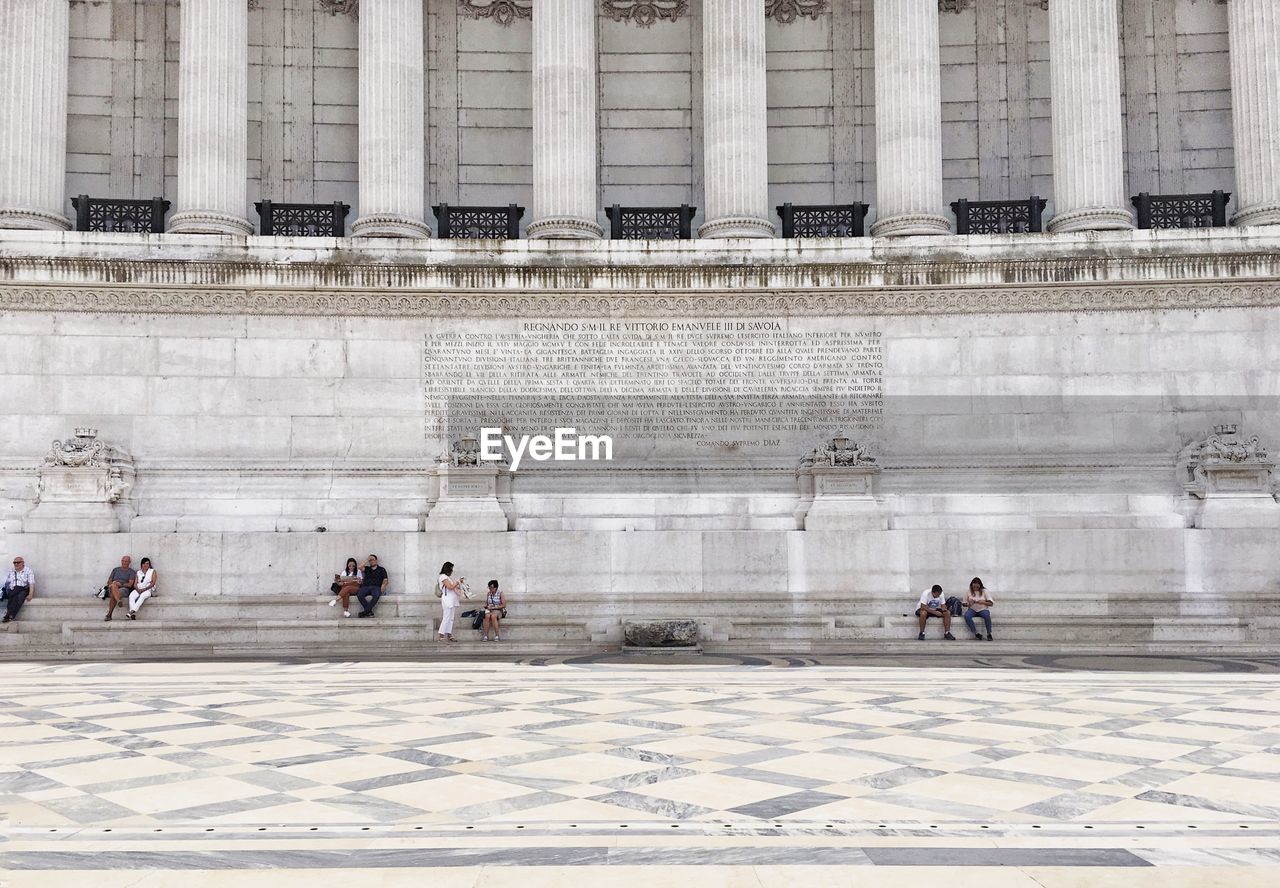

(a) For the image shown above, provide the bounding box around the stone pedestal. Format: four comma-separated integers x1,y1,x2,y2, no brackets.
0,1,71,230
528,0,603,239
169,0,253,235
1227,0,1280,227
1046,0,1134,233
351,0,430,238
25,429,133,533
1182,425,1280,529
795,436,889,530
698,0,774,239
870,0,948,237
424,465,510,532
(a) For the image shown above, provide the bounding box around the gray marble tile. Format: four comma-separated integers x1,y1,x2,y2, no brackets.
1018,791,1124,819
729,790,847,819
717,747,803,767
447,790,573,821
597,766,700,791
235,769,327,792
587,790,714,820
605,747,691,766
33,792,138,824
311,791,431,823
608,847,874,866
850,766,946,790
863,847,1151,867
162,792,298,821
961,766,1086,791
1135,789,1280,821
716,766,825,791
383,748,466,767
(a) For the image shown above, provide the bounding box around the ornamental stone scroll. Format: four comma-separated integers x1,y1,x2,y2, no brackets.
795,434,888,530
26,429,136,533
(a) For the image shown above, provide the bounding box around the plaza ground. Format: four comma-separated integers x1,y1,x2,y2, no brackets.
3,657,1280,886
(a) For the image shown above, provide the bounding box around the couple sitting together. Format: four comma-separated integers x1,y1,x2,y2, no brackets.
330,554,389,618
915,577,995,641
103,555,158,621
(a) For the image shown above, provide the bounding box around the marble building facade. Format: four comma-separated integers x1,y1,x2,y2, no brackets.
0,0,1278,657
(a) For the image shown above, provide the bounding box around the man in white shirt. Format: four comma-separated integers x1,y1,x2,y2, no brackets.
916,584,955,641
2,556,34,623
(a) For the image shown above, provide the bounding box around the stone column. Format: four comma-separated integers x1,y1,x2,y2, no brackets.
528,0,602,239
1227,0,1280,227
1046,0,1133,233
0,1,71,230
871,0,948,237
351,0,430,237
169,0,253,235
698,0,774,238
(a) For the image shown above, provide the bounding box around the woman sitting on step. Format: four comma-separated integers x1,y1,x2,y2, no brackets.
127,558,157,620
328,557,362,618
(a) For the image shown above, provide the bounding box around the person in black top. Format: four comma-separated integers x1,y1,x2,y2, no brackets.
356,554,389,617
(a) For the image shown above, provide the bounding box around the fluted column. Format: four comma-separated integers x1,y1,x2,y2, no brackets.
1046,0,1133,233
169,0,251,234
699,0,774,238
529,0,602,239
871,0,948,237
1228,0,1280,227
0,1,71,230
352,0,430,237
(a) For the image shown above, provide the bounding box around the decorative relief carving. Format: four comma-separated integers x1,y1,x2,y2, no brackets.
318,0,359,18
1,282,1278,320
45,428,110,468
801,433,877,469
458,0,532,25
601,0,688,26
765,0,828,23
939,0,973,11
1181,424,1273,499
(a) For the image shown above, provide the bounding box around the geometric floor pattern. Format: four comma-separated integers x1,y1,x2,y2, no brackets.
4,660,1280,886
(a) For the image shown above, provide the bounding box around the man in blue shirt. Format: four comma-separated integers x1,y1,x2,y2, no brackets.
3,556,35,623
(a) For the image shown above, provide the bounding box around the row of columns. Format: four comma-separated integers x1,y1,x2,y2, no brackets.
3,0,1279,236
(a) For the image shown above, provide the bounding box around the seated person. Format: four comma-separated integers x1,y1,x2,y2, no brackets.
3,556,34,624
963,576,995,640
127,557,158,620
329,557,362,618
481,579,506,642
356,554,388,618
104,555,135,621
916,584,955,641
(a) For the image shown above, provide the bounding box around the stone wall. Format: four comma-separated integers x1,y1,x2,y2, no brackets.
61,0,1238,234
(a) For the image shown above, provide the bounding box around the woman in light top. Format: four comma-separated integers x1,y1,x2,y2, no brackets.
128,557,157,620
963,576,995,640
437,561,469,644
329,557,362,618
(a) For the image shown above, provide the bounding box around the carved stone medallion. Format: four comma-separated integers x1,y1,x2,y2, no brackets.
458,0,533,26
601,0,688,26
765,0,828,23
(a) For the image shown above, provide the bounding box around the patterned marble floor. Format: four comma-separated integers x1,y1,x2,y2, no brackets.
3,660,1280,887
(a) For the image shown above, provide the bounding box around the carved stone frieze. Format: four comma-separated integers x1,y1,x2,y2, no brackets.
939,0,973,11
1,282,1278,319
319,0,359,18
800,433,877,469
1179,424,1279,528
766,0,828,24
602,0,688,26
458,0,532,25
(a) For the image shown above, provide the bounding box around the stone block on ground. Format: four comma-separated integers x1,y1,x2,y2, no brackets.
623,619,699,648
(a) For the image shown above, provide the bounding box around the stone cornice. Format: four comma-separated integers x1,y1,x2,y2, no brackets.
0,280,1276,318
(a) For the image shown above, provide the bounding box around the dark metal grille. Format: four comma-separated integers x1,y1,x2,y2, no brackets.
1132,191,1230,230
71,195,168,233
777,202,868,238
951,197,1046,234
606,204,695,239
255,200,349,236
432,203,523,239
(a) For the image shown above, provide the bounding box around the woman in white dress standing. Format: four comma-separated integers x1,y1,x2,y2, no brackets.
437,561,469,644
128,557,157,620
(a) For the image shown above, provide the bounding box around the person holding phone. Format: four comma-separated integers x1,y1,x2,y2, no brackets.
481,579,506,642
437,561,469,643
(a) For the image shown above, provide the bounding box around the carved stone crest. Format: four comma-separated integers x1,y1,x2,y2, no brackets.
766,0,828,23
45,428,110,468
458,0,532,26
800,433,877,469
318,0,359,19
796,434,886,530
602,0,688,26
1179,424,1279,528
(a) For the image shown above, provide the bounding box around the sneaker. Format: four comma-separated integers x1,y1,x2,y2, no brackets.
986,633,994,641
494,635,501,642
1,615,9,624
343,610,351,618
972,634,982,640
357,611,370,618
944,632,956,641
128,611,136,621
917,632,925,641
329,599,337,607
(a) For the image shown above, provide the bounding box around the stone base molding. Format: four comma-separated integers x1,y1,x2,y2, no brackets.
1231,202,1280,229
526,215,604,240
1046,206,1135,235
351,213,432,239
168,211,255,237
870,212,952,238
0,208,70,231
697,215,776,240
